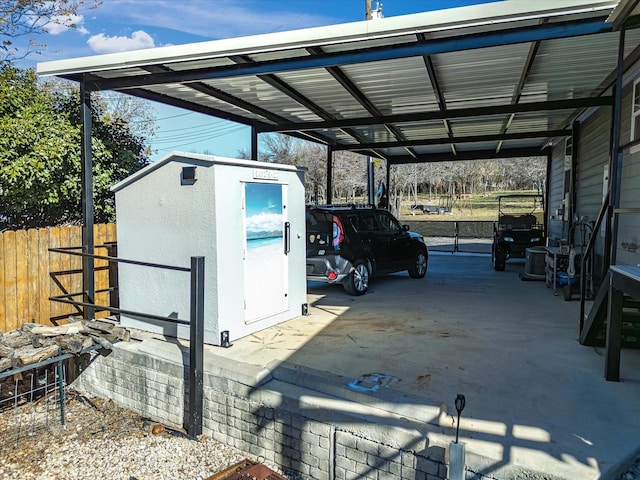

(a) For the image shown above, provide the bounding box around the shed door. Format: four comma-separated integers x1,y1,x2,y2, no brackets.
243,182,288,324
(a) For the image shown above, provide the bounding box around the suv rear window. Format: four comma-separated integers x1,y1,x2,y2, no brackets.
351,212,399,233
306,210,338,253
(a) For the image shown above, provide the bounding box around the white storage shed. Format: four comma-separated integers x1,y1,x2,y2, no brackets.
111,152,307,345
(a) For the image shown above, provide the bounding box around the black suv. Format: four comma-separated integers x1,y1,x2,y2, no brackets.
305,205,428,295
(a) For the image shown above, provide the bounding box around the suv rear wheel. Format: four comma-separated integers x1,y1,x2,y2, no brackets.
343,260,369,296
408,251,428,278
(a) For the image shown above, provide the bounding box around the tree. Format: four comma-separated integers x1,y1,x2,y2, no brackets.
0,65,150,229
260,133,301,164
296,142,327,204
1,0,98,62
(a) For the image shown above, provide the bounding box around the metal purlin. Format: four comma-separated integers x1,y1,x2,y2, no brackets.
326,146,334,205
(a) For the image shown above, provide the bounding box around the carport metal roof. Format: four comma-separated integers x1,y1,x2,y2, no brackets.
37,0,640,165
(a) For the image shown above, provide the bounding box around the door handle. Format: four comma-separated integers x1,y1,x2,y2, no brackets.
284,222,291,254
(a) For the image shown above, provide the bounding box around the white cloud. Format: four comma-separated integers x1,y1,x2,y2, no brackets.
87,30,155,54
246,213,283,234
93,0,340,41
43,13,88,35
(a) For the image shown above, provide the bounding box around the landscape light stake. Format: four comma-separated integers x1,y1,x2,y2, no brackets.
450,393,467,480
455,393,465,443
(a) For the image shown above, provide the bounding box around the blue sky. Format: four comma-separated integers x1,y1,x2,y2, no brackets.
19,0,496,160
245,182,283,237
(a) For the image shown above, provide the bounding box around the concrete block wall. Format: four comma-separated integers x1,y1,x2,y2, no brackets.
72,345,451,480
74,346,185,428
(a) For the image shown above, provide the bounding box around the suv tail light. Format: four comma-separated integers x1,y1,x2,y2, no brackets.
332,215,344,247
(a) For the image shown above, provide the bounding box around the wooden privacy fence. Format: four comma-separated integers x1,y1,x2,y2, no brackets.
0,224,117,333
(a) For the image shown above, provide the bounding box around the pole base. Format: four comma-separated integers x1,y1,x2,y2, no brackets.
449,441,466,480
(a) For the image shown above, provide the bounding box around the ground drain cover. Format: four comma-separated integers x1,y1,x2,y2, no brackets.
346,373,399,392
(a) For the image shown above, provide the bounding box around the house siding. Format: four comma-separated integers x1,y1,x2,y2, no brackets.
564,63,640,267
617,77,640,266
547,143,567,244
575,105,612,256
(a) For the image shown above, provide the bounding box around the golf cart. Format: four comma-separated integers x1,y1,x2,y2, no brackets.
492,194,545,271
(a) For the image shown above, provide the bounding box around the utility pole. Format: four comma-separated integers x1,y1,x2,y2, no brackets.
366,1,383,20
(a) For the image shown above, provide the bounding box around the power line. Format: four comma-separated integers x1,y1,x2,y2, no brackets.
151,123,247,145
153,117,238,135
152,125,247,152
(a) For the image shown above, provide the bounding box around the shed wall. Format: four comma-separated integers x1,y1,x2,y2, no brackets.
115,158,219,342
114,154,307,345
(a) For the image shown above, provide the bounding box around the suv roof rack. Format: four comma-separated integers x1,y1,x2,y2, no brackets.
307,203,375,210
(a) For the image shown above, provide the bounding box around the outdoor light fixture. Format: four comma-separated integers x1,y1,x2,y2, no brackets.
181,166,197,185
450,393,467,480
455,393,466,444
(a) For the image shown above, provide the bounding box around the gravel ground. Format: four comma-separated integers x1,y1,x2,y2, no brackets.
0,389,292,480
1,387,638,480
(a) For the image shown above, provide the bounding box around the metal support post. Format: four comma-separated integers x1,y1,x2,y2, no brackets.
544,147,551,240
569,122,579,245
251,126,258,160
609,26,625,266
326,146,333,205
385,161,391,210
105,242,119,315
80,79,95,320
453,222,459,253
188,256,205,437
367,156,375,205
57,348,65,426
605,283,623,381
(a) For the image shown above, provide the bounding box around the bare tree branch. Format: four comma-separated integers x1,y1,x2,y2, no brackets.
1,0,99,62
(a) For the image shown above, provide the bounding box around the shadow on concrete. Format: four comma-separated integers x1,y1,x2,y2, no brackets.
215,252,640,479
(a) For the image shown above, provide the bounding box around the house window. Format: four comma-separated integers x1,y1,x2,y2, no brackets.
632,77,640,147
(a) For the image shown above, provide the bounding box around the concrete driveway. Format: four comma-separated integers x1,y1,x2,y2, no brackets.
204,252,640,479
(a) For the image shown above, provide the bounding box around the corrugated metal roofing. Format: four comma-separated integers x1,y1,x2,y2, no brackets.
37,0,640,164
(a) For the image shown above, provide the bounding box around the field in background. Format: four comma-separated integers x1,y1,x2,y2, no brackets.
396,190,543,238
397,190,542,222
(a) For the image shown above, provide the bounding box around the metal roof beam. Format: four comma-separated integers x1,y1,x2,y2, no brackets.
85,17,612,91
230,55,333,120
512,33,543,105
609,0,640,29
263,97,612,133
556,39,640,129
123,87,273,129
306,46,379,114
305,46,418,157
496,29,543,152
229,55,377,147
141,64,293,126
121,87,335,147
388,147,547,164
334,129,570,151
418,34,457,157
